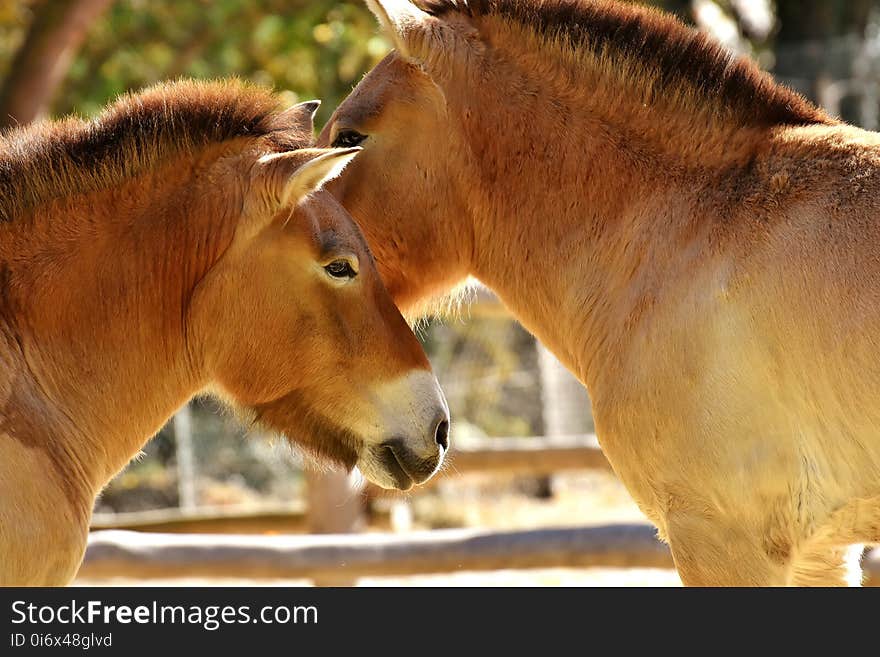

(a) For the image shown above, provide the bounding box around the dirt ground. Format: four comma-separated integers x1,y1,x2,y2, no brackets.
75,471,683,587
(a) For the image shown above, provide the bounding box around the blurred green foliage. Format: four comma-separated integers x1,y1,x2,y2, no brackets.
0,0,28,81
0,0,749,128
2,0,390,125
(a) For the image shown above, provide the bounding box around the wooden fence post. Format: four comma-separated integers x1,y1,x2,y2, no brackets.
173,403,197,511
305,469,364,586
535,341,594,496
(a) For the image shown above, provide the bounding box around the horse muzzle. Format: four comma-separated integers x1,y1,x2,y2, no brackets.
357,411,449,490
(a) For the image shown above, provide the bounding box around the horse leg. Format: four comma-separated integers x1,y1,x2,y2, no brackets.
665,512,790,586
0,433,90,585
789,544,864,587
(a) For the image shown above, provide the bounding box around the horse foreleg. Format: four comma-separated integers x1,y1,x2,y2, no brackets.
665,512,790,586
789,543,864,587
0,433,90,585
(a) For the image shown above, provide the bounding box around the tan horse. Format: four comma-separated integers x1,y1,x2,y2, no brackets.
319,0,880,585
0,79,450,585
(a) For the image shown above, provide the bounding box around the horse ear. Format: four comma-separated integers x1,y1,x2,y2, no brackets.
366,0,445,61
271,99,322,133
253,147,361,210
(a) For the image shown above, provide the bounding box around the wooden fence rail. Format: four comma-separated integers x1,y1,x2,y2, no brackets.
79,525,880,585
80,524,672,580
434,434,611,481
92,503,308,535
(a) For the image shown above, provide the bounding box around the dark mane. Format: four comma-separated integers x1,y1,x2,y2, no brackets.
420,0,832,127
0,79,306,222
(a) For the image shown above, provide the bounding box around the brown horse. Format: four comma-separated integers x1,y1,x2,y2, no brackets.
319,0,880,585
0,79,449,585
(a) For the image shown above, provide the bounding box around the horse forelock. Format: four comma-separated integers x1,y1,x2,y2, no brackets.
417,0,833,128
0,79,312,223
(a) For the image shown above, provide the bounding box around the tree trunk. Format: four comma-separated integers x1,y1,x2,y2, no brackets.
0,0,113,129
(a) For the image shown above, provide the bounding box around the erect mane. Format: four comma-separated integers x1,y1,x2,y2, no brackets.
419,0,833,127
0,79,308,222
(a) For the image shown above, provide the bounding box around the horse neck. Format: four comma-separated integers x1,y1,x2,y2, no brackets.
3,154,235,493
458,57,772,391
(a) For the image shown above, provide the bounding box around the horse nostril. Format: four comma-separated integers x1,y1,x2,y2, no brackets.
434,419,450,450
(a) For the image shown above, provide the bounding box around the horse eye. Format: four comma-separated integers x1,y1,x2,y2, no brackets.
324,260,357,280
332,130,367,148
